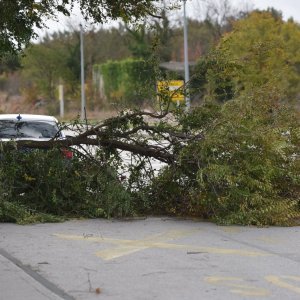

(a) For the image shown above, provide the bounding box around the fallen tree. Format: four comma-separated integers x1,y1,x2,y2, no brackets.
4,108,203,164
2,10,300,224
1,91,300,226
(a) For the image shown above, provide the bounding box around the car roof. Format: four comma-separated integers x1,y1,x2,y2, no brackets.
0,114,58,122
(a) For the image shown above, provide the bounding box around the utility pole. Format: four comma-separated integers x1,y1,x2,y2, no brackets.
183,0,190,111
80,24,86,120
58,84,64,118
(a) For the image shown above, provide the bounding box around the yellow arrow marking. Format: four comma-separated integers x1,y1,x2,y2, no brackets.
265,276,300,294
54,230,269,260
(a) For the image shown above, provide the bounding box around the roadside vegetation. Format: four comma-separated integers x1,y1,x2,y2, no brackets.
0,1,299,225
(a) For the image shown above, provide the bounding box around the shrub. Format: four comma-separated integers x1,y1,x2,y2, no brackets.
153,85,300,225
0,147,135,223
98,58,155,105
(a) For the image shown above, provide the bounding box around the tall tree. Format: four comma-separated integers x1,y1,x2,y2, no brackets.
192,10,300,104
217,10,300,102
21,36,70,99
125,24,153,59
0,53,21,74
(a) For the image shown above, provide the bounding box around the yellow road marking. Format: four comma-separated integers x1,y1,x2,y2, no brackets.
256,236,281,244
205,277,270,297
221,227,241,233
54,230,269,260
265,276,300,294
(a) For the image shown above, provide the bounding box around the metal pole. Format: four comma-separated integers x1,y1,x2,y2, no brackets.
80,24,86,120
183,0,190,111
59,84,64,118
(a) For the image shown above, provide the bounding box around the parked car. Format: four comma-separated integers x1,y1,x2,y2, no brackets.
0,114,73,158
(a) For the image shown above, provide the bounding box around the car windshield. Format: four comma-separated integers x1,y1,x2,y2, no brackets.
0,120,60,139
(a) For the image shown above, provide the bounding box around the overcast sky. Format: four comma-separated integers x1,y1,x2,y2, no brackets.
188,0,300,21
250,0,300,21
39,0,300,37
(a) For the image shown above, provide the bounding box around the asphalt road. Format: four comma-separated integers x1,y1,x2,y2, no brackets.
0,217,300,300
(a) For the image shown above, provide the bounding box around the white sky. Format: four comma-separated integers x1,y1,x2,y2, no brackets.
39,0,300,38
250,0,300,21
187,0,300,21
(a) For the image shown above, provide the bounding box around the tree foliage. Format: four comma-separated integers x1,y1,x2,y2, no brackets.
215,11,300,102
193,10,300,105
176,88,300,225
18,14,224,105
0,0,169,58
3,68,300,226
98,58,155,105
21,39,70,99
0,148,134,223
1,6,300,226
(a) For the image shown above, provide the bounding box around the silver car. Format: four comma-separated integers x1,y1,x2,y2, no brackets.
0,114,73,158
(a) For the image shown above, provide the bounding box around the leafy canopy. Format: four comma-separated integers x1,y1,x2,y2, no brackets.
149,11,300,225
193,11,300,104
0,0,170,57
217,11,300,101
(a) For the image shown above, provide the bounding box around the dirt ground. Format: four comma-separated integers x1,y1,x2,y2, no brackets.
0,91,118,122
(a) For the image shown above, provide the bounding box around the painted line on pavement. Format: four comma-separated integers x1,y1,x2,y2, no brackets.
265,275,300,294
205,276,270,297
54,230,270,260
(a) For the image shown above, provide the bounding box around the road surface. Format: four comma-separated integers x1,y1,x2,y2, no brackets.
0,217,300,299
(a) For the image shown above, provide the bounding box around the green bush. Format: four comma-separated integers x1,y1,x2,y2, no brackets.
97,58,155,105
0,147,135,223
150,86,300,225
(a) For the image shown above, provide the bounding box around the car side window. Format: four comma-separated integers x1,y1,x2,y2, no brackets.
0,120,60,139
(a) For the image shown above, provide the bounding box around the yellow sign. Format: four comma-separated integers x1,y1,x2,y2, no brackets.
157,80,185,101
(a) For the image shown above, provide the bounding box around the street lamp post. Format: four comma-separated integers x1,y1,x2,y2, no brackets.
183,0,190,111
80,24,86,120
